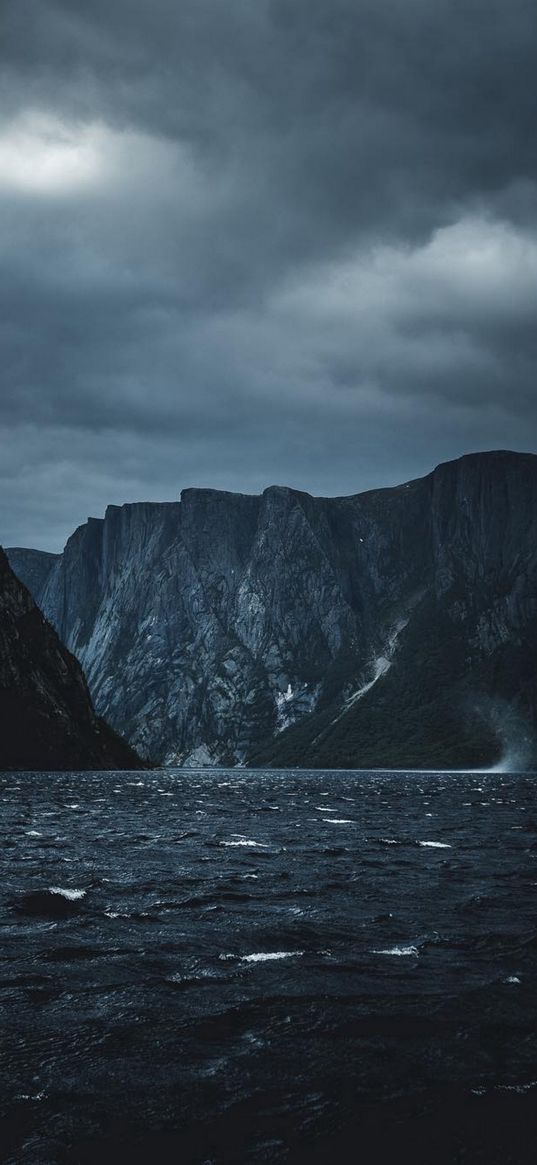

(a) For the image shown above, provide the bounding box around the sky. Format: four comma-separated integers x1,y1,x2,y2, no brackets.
2,0,537,551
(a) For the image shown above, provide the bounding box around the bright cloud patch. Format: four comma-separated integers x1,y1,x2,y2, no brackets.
0,112,107,194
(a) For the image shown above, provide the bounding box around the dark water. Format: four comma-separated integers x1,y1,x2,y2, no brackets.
2,768,537,1164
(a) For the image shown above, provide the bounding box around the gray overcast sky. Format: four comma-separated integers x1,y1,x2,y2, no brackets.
2,0,537,551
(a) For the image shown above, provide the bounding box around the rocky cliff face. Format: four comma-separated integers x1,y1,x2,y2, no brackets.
5,548,59,604
8,451,537,769
0,548,142,771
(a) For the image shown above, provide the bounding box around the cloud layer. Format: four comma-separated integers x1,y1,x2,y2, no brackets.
2,0,537,549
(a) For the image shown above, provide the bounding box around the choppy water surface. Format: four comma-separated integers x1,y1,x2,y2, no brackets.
2,768,537,1164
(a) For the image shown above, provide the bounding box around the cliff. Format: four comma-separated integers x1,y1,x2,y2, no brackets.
0,548,143,770
8,451,537,769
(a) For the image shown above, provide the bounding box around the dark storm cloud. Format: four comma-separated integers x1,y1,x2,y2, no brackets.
1,0,537,549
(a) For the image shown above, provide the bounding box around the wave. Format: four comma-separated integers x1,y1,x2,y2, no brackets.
48,886,86,900
220,838,269,848
240,950,305,963
323,818,354,825
372,945,419,957
12,887,87,917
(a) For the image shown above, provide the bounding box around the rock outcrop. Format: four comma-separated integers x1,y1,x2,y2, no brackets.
5,548,59,604
0,548,142,770
8,451,537,769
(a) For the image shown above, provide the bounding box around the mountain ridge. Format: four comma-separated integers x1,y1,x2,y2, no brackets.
6,450,537,769
0,547,143,771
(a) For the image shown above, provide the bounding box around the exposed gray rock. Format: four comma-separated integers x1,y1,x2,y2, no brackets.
6,548,59,604
18,451,537,769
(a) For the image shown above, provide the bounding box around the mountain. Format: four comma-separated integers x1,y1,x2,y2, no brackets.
0,548,142,771
5,547,59,604
7,451,537,769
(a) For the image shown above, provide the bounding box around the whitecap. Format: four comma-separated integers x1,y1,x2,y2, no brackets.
324,818,354,824
418,841,452,849
373,945,419,957
505,975,521,984
26,830,42,837
497,1079,537,1094
221,838,269,848
241,950,304,963
48,886,86,901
